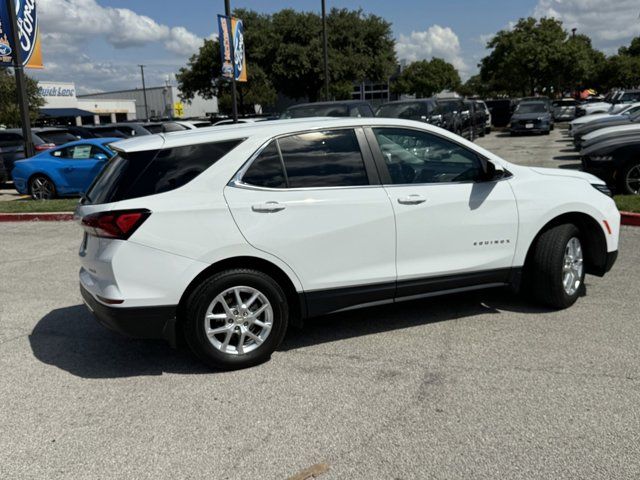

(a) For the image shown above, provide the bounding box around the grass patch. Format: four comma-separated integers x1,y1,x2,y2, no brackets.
615,195,640,213
0,198,79,213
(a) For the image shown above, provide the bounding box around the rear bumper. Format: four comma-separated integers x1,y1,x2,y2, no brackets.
80,284,177,345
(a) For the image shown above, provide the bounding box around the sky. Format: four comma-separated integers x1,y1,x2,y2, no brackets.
31,0,640,94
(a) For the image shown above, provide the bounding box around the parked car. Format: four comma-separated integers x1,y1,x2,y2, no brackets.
569,102,640,135
484,99,513,127
175,120,213,129
463,99,487,139
75,117,619,370
475,100,492,134
581,123,640,152
437,98,474,139
375,99,445,128
33,127,81,146
0,129,57,182
280,101,375,119
552,98,578,121
509,101,553,135
572,110,640,149
608,90,640,114
575,92,619,117
581,134,640,194
11,138,118,200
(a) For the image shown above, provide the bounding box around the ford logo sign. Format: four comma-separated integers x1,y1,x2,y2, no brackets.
0,42,12,57
15,0,37,63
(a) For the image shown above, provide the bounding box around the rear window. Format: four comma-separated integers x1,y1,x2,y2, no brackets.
85,139,244,204
37,131,78,145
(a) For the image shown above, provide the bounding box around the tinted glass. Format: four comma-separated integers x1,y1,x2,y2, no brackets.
515,103,547,114
438,101,461,113
162,122,189,132
282,105,349,118
85,139,244,204
376,102,432,120
373,128,482,184
357,104,374,117
278,130,368,188
242,142,286,188
37,131,78,145
0,133,23,146
144,124,164,134
53,144,105,159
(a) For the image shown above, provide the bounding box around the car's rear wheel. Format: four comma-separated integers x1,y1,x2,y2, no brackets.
528,224,585,309
620,160,640,195
29,175,56,200
183,269,289,370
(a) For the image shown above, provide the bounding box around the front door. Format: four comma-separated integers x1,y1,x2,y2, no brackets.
225,128,397,316
55,144,106,193
366,126,518,297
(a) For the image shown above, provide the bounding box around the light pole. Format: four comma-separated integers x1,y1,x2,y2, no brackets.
6,0,34,157
225,0,238,122
139,65,149,120
321,0,329,101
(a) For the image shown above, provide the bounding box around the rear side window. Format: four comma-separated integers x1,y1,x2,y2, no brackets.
242,142,286,188
85,139,244,204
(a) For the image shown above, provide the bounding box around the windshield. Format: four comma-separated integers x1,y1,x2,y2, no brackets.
376,102,432,119
515,103,547,114
281,105,349,118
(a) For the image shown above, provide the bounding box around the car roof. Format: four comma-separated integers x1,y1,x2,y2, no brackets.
287,100,369,109
112,117,448,153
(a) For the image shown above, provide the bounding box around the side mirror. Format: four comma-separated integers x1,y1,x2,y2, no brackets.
478,158,497,182
93,153,108,162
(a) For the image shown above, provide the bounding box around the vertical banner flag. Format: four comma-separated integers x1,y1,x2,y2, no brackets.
0,0,43,68
217,15,247,82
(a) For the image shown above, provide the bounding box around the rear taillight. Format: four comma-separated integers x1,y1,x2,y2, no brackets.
81,209,151,239
35,143,56,151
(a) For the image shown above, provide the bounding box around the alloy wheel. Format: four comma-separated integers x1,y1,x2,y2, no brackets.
203,286,273,355
625,164,640,195
30,176,55,200
562,237,584,296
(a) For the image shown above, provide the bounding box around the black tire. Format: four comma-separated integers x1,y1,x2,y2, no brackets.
527,224,585,309
183,268,289,370
29,174,57,200
619,160,640,195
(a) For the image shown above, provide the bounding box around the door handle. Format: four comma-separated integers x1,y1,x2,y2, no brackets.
397,195,426,205
251,201,286,213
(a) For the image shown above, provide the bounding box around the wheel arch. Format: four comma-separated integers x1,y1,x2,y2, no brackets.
176,256,306,336
523,212,608,278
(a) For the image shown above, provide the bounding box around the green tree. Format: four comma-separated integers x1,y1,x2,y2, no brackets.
0,69,44,127
177,7,397,112
618,36,640,57
480,17,568,96
391,58,460,97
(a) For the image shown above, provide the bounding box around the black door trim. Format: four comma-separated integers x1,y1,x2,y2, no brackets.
304,267,514,318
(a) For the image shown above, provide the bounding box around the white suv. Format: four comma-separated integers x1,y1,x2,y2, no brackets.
76,118,620,370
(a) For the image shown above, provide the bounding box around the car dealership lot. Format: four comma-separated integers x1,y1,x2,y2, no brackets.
2,130,640,479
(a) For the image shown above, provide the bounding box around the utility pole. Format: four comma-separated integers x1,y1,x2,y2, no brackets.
139,64,149,120
6,0,34,157
224,0,238,122
321,0,329,101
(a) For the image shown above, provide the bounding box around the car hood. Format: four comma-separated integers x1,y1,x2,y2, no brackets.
575,118,630,136
530,166,602,183
582,134,640,156
583,123,640,142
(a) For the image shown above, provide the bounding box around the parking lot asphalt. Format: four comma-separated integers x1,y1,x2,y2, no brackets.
2,128,640,480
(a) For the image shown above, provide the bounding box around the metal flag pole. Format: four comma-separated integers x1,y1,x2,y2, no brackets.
224,0,238,123
139,64,149,120
6,0,34,157
322,0,329,101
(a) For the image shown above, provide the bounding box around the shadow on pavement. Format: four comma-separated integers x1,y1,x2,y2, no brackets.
553,155,581,161
31,290,550,378
558,163,582,170
29,305,209,378
280,288,549,352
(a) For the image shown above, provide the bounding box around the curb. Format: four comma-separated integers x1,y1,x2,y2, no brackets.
621,211,640,227
0,212,74,222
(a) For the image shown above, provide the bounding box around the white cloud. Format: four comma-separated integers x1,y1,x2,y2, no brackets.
395,25,467,74
38,0,204,53
534,0,640,49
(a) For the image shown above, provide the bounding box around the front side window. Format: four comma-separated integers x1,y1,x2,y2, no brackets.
372,128,482,184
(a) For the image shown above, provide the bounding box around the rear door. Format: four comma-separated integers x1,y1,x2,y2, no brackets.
224,128,397,316
365,126,518,297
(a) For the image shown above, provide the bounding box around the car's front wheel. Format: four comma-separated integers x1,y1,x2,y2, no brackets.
29,175,56,200
183,269,289,370
528,224,585,309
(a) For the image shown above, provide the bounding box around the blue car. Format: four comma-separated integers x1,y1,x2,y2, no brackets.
12,138,119,200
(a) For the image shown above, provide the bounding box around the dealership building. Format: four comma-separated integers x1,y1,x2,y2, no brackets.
37,81,218,126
